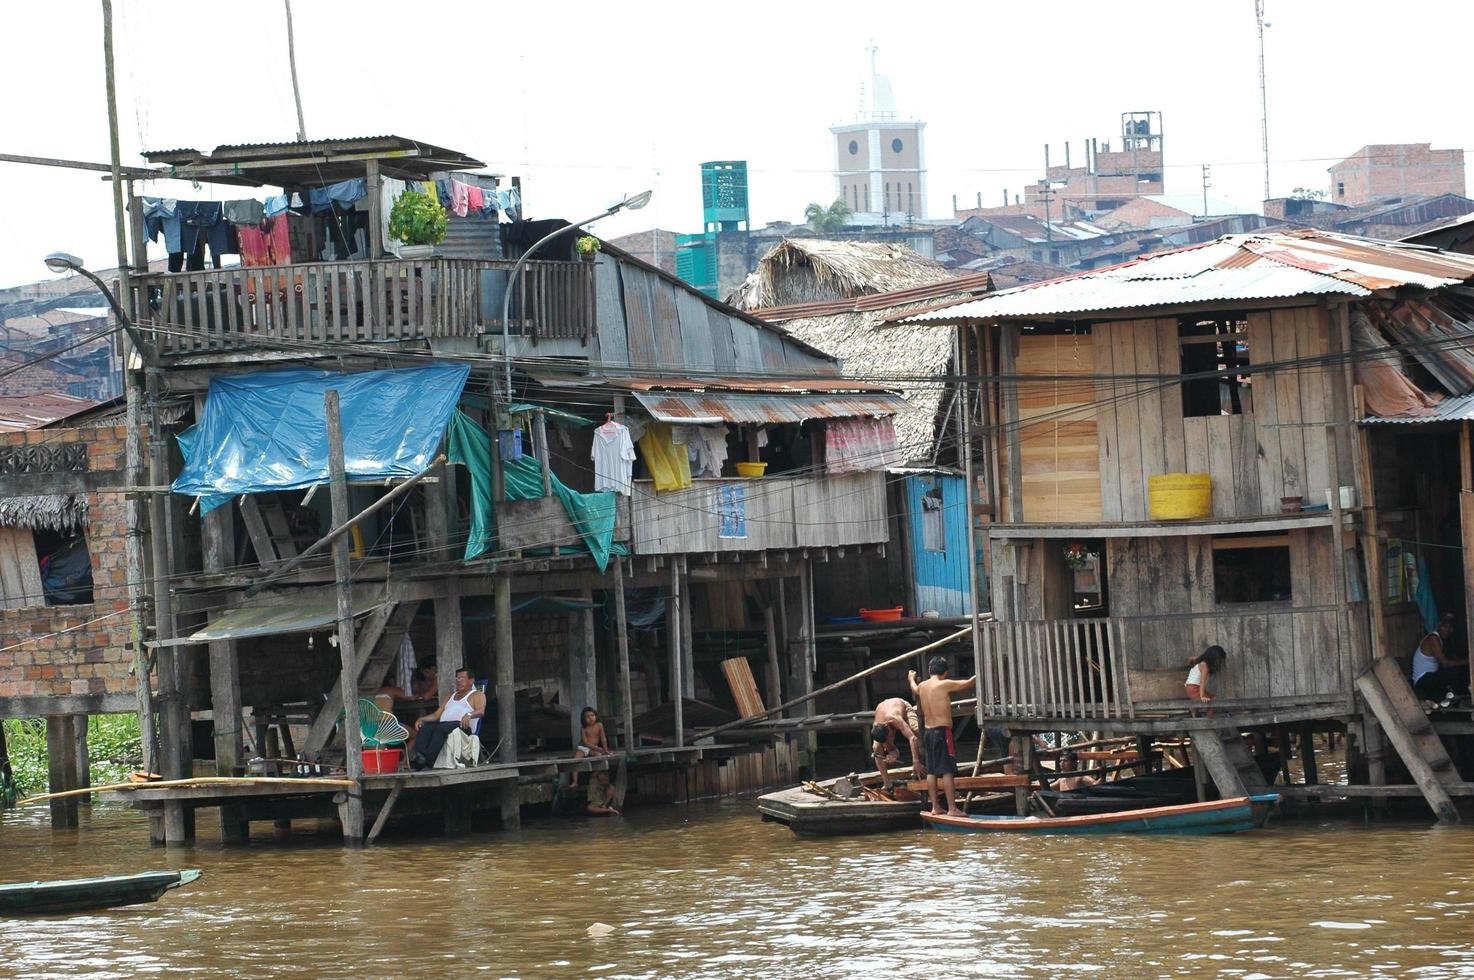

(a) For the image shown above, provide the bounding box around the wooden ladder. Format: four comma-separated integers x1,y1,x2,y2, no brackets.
1355,656,1462,824
239,494,302,568
1193,730,1272,800
301,601,421,761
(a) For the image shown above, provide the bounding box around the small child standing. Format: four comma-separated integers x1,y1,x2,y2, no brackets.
1185,645,1227,708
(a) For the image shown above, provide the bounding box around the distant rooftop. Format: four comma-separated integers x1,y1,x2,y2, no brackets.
139,135,485,187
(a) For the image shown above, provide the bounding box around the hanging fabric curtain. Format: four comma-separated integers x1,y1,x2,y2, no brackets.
637,423,693,492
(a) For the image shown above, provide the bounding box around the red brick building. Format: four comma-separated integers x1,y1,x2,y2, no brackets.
1329,143,1466,207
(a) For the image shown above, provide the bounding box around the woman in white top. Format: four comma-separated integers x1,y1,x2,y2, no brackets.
1185,646,1227,704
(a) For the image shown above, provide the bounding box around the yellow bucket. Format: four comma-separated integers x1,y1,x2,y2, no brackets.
1148,473,1212,520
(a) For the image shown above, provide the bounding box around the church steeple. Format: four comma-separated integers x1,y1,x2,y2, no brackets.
830,46,927,222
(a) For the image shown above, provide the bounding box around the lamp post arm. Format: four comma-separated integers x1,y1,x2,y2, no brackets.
500,206,620,397
70,264,158,367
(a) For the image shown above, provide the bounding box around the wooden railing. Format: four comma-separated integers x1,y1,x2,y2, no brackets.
978,617,1133,720
129,257,595,355
629,472,889,555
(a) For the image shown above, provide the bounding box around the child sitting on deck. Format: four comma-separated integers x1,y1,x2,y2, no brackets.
571,707,611,787
1185,646,1227,713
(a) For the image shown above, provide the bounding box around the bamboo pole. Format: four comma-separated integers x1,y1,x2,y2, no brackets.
24,776,358,805
326,390,365,845
694,625,973,741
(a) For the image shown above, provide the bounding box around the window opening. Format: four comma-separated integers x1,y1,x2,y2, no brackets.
1212,534,1291,604
1179,315,1251,417
921,484,946,552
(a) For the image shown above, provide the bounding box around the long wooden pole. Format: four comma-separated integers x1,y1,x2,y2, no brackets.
25,776,357,805
669,560,684,747
325,390,365,845
956,324,986,723
695,625,973,741
614,556,634,751
282,0,308,141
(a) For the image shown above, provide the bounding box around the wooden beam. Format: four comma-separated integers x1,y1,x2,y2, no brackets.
202,497,245,842
1355,669,1459,824
614,556,635,752
668,560,685,748
999,324,1024,524
1463,422,1474,705
325,389,366,845
365,783,402,846
46,715,79,829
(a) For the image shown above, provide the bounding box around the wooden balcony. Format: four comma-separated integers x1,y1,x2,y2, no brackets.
629,472,889,555
979,606,1355,727
128,257,595,356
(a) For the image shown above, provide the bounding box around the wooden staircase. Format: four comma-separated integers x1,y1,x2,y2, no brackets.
239,495,301,567
1355,656,1464,824
1193,730,1272,800
301,601,422,761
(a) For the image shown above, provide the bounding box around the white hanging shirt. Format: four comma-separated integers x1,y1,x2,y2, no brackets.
592,421,636,494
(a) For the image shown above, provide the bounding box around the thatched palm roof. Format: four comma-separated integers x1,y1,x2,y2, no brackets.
727,239,956,311
0,494,88,533
735,243,992,463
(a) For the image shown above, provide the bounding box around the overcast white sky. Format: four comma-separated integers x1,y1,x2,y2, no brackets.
3,0,1471,288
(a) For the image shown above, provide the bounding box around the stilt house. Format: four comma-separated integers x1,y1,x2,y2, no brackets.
902,229,1474,817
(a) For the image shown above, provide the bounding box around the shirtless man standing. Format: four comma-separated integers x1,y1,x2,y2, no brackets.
869,696,924,784
910,656,976,817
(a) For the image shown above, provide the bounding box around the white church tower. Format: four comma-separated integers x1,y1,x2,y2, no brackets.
831,44,928,223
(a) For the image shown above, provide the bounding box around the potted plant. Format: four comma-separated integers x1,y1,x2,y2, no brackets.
388,189,448,258
576,235,601,263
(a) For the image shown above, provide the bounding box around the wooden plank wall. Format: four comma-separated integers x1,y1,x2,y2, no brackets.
1005,334,1102,522
630,473,889,555
1106,528,1344,702
1088,308,1336,522
0,526,44,610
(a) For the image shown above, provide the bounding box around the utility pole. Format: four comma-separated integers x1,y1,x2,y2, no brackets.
1201,164,1212,217
101,0,157,786
284,0,307,141
1042,144,1053,243
1255,0,1270,201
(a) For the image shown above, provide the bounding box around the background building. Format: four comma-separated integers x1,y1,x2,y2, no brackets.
831,47,927,223
1329,143,1465,206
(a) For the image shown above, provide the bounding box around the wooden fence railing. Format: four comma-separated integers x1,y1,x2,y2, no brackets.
978,617,1133,720
130,257,594,354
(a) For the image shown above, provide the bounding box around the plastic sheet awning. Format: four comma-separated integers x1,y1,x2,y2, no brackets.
172,364,469,512
149,599,387,648
632,389,910,424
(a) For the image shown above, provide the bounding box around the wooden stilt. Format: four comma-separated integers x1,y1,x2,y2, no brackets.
669,560,685,747
46,716,79,829
325,389,365,846
680,556,695,700
493,569,519,830
365,783,402,846
146,366,187,845
201,491,245,842
614,556,634,752
762,602,781,716
72,715,90,804
570,586,598,751
1299,722,1319,785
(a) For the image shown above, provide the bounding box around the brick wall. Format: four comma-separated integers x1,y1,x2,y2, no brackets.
1330,144,1467,206
0,423,132,707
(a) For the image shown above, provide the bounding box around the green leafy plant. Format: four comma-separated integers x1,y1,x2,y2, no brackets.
2,714,143,800
388,190,448,247
576,235,602,256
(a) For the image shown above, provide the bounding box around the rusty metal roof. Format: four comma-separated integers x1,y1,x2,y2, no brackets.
529,372,896,395
897,230,1474,323
0,393,98,432
751,271,994,322
632,389,911,424
1365,392,1474,424
139,135,485,187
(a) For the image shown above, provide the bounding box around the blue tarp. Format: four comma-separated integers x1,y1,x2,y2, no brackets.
173,364,469,513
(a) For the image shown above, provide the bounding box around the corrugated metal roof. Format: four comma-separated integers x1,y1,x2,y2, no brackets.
632,390,911,424
1365,392,1474,424
529,372,893,395
0,393,98,432
897,230,1474,323
154,599,388,648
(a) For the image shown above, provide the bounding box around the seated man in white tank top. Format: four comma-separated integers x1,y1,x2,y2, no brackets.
411,668,487,770
1413,613,1470,706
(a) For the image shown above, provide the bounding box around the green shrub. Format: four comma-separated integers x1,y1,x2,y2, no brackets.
388,189,448,246
2,714,143,801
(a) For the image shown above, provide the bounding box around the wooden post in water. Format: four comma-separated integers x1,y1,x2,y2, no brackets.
569,586,598,751
669,560,684,747
762,603,781,716
494,570,519,829
614,557,635,752
325,390,365,845
680,556,694,699
200,430,245,841
45,715,79,829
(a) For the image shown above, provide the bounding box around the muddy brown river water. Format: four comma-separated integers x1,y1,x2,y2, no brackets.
2,798,1473,978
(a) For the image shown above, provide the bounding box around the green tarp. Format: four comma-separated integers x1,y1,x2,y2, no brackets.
447,411,621,571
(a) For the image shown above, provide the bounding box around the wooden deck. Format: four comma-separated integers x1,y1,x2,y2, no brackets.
129,257,595,355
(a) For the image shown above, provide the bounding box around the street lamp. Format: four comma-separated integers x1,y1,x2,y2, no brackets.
500,191,652,397
44,252,131,327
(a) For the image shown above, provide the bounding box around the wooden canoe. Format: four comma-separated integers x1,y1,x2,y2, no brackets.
0,869,201,915
922,796,1266,835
